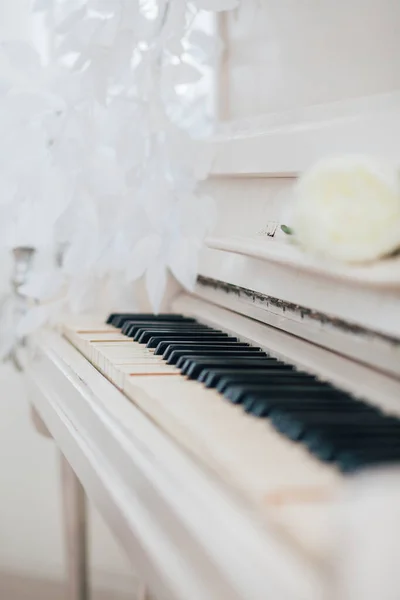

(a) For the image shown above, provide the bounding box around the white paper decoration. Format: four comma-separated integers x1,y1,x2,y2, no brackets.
0,0,236,363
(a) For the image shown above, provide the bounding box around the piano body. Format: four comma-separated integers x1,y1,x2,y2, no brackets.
19,3,400,600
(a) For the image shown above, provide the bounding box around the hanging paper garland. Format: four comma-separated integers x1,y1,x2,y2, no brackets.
0,0,239,363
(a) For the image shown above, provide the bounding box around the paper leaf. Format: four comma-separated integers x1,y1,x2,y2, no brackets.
32,0,53,12
196,194,218,235
16,304,50,338
187,30,221,64
1,41,42,76
126,235,161,282
179,194,217,239
146,261,167,313
139,0,159,20
56,6,88,35
168,237,198,291
165,36,183,56
281,224,294,235
161,0,187,41
2,92,51,122
0,79,10,96
163,62,202,87
92,16,120,48
19,270,65,301
63,233,97,275
65,275,97,314
192,0,239,10
87,0,117,16
85,153,126,196
120,1,140,22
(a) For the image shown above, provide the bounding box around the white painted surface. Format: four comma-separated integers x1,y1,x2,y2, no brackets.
209,99,400,176
199,168,400,341
221,0,400,119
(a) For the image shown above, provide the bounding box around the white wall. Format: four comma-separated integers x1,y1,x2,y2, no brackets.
0,2,136,597
220,0,400,119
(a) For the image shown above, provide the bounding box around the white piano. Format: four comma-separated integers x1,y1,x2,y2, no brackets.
18,3,400,600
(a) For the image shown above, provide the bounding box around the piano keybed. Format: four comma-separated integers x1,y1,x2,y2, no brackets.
63,312,400,557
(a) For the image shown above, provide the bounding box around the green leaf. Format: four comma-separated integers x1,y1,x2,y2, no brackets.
281,224,293,235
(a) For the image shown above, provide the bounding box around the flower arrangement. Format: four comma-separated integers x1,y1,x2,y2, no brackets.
0,0,239,363
281,155,400,263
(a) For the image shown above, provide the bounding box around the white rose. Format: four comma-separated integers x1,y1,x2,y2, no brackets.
290,155,400,263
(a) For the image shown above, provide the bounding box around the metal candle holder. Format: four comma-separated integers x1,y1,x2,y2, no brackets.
9,246,36,368
12,246,36,294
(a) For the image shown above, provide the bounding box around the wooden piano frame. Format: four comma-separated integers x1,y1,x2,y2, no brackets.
22,89,400,599
23,329,324,600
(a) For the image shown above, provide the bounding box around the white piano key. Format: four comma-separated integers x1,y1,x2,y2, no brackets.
78,332,130,342
124,376,341,494
63,319,115,334
117,363,180,376
122,376,342,559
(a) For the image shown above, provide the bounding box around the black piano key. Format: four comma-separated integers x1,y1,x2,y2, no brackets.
108,312,176,323
107,312,157,325
170,348,264,366
178,355,273,373
132,323,212,342
212,367,304,382
183,358,282,380
146,334,238,349
231,381,331,404
202,369,313,390
121,320,207,336
214,374,307,393
224,383,339,405
137,330,230,344
121,321,212,337
206,366,293,380
242,392,350,414
310,432,400,462
246,395,332,417
110,313,196,328
338,448,400,473
305,419,400,446
218,375,323,394
272,410,396,429
269,401,379,419
270,405,391,425
270,408,390,441
160,342,253,359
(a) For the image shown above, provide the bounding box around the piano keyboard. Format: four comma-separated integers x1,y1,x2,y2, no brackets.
63,312,400,556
